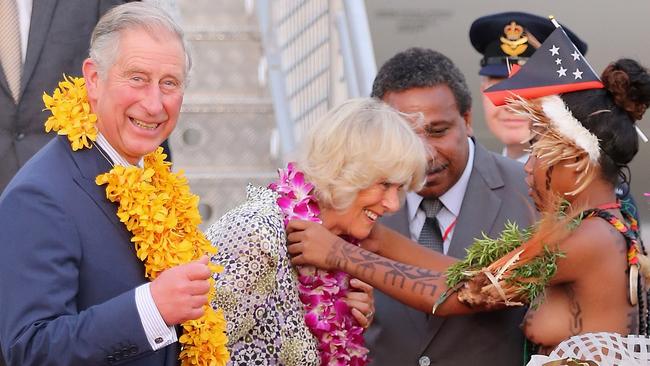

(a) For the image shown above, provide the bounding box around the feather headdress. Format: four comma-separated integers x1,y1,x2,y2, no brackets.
508,95,600,196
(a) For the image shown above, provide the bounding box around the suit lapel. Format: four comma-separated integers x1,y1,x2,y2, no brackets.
64,137,123,231
0,64,11,100
448,143,503,258
21,0,59,95
418,142,504,354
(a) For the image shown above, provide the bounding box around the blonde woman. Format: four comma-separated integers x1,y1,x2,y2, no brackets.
206,98,427,365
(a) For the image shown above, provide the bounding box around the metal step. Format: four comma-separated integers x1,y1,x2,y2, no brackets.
173,0,277,222
184,32,267,99
170,102,277,171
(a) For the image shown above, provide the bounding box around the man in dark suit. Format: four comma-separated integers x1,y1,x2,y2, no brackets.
0,2,129,363
364,48,534,366
0,3,208,365
0,0,172,196
0,0,136,195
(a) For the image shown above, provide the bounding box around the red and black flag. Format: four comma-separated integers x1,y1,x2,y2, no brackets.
484,23,604,106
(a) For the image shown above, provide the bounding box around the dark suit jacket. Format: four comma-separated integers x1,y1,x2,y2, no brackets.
0,0,131,194
365,142,535,366
0,136,180,365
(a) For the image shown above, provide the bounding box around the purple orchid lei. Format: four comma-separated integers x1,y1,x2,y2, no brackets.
269,163,369,366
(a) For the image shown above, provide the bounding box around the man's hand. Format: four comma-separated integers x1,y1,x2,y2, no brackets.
150,256,211,326
286,220,343,270
346,278,375,328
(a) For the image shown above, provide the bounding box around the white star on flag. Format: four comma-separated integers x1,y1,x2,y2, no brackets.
571,50,581,61
483,26,605,107
573,69,583,79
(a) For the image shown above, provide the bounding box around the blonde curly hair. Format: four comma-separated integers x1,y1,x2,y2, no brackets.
296,98,427,211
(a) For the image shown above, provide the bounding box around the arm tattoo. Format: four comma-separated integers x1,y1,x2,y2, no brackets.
325,239,442,296
566,285,583,335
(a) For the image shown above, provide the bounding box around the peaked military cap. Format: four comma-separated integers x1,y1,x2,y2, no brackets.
470,11,588,77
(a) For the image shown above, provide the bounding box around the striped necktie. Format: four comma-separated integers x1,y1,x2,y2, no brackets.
0,0,22,103
418,198,444,253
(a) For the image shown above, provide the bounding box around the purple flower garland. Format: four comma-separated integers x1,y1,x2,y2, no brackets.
269,163,369,366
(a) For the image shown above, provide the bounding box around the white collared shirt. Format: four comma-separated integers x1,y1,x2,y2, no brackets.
501,147,529,164
95,133,177,351
405,137,475,254
96,133,144,168
15,0,32,62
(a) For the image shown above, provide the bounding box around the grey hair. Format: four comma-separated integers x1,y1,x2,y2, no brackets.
89,2,192,79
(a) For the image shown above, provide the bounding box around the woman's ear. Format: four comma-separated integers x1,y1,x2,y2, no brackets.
555,161,582,197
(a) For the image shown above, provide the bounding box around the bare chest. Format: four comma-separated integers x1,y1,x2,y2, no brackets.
522,283,636,351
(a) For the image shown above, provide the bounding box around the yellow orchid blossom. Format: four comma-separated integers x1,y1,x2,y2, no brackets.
43,75,97,150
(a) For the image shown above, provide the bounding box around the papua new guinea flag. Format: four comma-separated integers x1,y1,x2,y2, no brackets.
484,25,604,106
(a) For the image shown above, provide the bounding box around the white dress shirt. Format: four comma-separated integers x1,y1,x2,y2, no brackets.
501,147,529,164
96,133,178,350
406,137,475,255
15,0,32,62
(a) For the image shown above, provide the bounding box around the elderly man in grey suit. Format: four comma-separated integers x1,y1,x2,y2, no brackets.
364,48,533,366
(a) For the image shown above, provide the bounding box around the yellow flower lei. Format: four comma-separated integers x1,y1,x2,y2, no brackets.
44,76,229,366
43,75,98,150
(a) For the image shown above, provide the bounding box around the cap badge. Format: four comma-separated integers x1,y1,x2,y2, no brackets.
500,21,528,57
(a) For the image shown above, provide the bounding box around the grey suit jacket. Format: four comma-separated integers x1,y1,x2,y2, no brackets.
365,141,535,366
0,0,130,194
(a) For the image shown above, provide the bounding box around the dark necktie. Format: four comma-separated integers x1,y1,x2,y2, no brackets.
418,199,444,253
